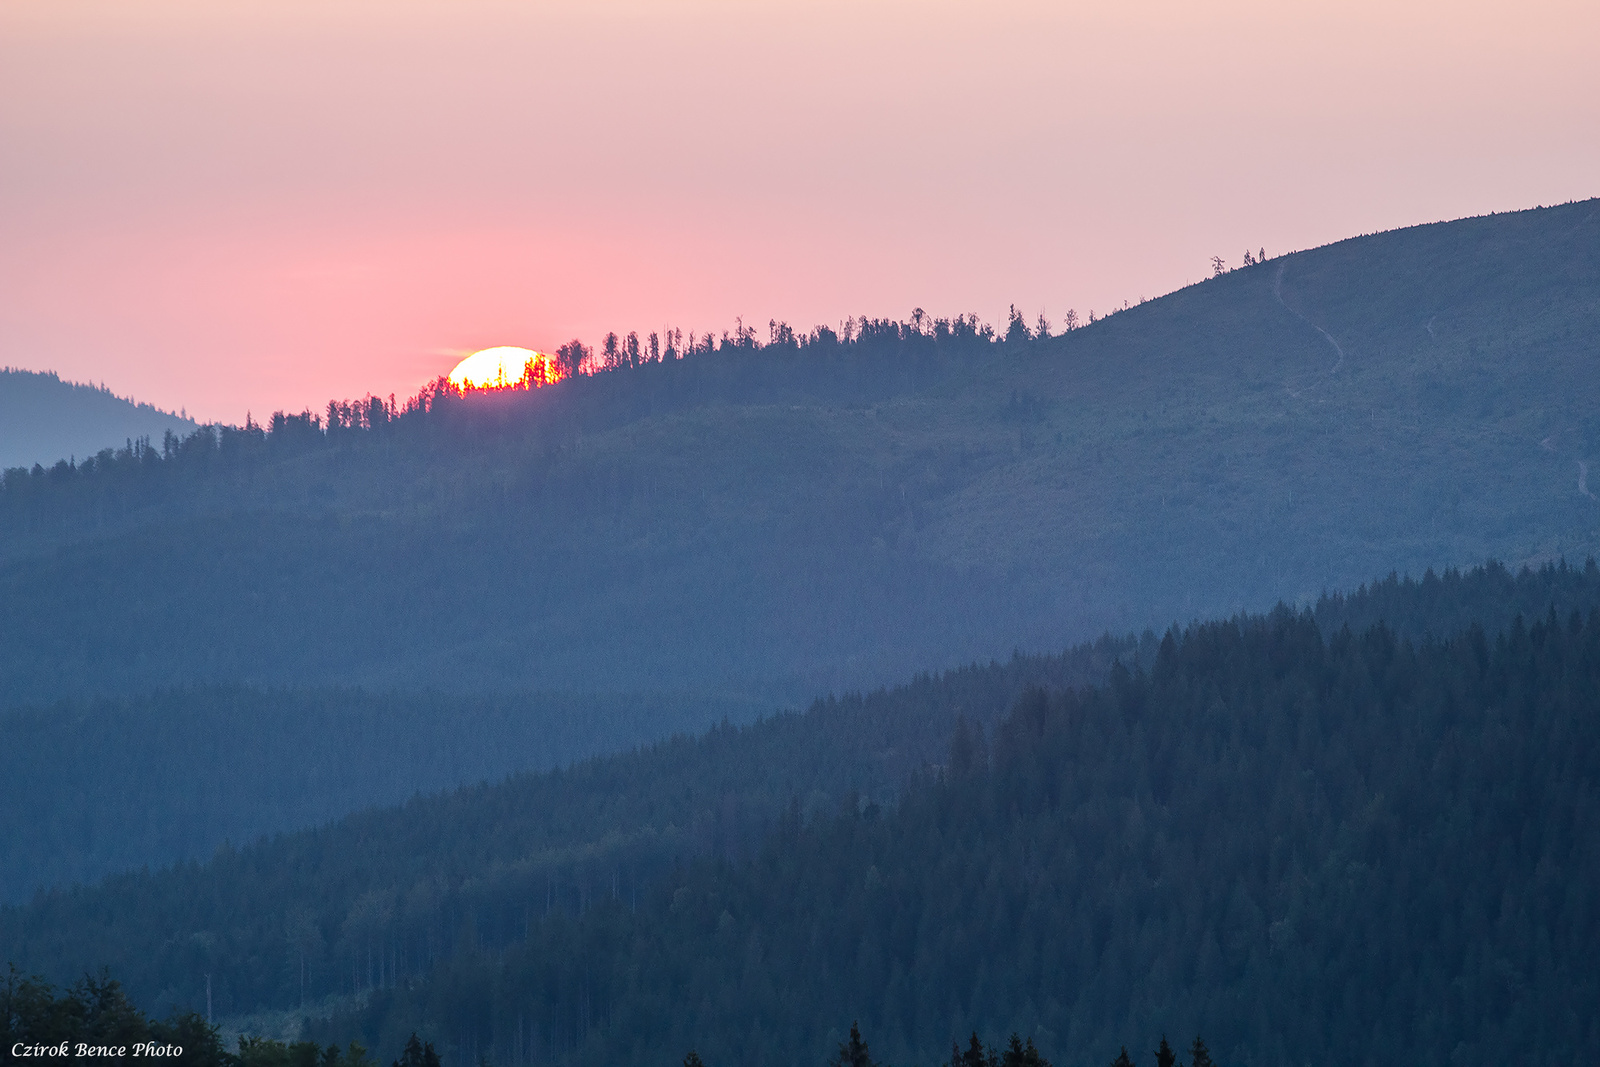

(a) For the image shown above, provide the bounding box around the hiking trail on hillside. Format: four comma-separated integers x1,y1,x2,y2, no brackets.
1273,263,1347,398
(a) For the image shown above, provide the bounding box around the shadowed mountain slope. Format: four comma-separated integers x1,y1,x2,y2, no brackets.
0,636,1147,1018
0,368,196,471
2,200,1598,703
0,687,767,904
312,605,1600,1067
5,564,1597,1064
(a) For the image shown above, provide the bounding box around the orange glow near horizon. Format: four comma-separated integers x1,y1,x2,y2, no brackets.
446,347,565,392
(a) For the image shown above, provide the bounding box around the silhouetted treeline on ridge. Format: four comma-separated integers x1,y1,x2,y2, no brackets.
0,368,198,473
4,200,1600,706
0,309,1047,499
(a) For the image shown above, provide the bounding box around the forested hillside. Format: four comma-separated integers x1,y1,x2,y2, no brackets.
310,605,1600,1067
0,687,764,903
3,200,1598,703
6,563,1600,1065
0,635,1146,1020
7,561,1599,907
6,200,1600,1066
0,368,195,471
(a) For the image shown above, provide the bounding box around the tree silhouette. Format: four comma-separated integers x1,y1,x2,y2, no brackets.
830,1021,878,1067
1002,1033,1051,1067
1006,304,1032,344
555,339,589,378
392,1034,441,1067
957,1032,990,1067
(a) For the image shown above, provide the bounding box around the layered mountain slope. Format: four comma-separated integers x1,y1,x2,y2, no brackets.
316,605,1599,1067
0,636,1147,1017
5,562,1596,1028
5,565,1597,1065
0,687,766,903
2,200,1598,702
0,368,196,471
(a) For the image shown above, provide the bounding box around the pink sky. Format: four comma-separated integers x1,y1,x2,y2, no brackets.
2,0,1596,423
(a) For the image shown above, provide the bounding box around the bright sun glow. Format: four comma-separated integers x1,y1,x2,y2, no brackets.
447,346,564,391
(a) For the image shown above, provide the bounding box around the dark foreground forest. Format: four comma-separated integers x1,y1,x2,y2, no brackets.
6,564,1598,1066
303,606,1596,1067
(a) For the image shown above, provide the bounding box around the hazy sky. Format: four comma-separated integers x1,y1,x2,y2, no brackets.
3,0,1596,422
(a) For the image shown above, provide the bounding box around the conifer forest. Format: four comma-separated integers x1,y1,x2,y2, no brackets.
5,201,1600,1065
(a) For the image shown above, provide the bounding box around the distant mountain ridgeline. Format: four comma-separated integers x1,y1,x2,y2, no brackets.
2,200,1599,704
0,314,996,531
0,634,1149,1003
0,318,1025,705
0,368,196,473
5,560,1599,909
0,686,769,904
5,564,1596,1065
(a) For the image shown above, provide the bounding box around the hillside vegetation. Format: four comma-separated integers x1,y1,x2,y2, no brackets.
3,200,1598,703
0,687,765,903
5,564,1596,1066
0,635,1147,1017
6,560,1596,908
330,602,1593,1067
0,368,196,472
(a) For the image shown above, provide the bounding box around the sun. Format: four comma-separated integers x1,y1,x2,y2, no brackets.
447,346,563,391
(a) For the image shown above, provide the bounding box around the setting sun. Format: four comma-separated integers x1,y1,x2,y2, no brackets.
446,346,563,391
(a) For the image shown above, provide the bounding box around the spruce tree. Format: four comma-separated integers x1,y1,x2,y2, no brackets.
829,1022,878,1067
959,1032,991,1067
392,1034,440,1067
1111,1047,1135,1067
1188,1037,1213,1067
1155,1036,1176,1067
1002,1034,1052,1067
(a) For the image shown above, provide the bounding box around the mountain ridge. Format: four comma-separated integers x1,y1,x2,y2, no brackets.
0,367,197,472
2,198,1598,704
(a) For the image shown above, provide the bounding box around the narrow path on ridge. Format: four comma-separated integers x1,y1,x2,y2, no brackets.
1273,263,1347,398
